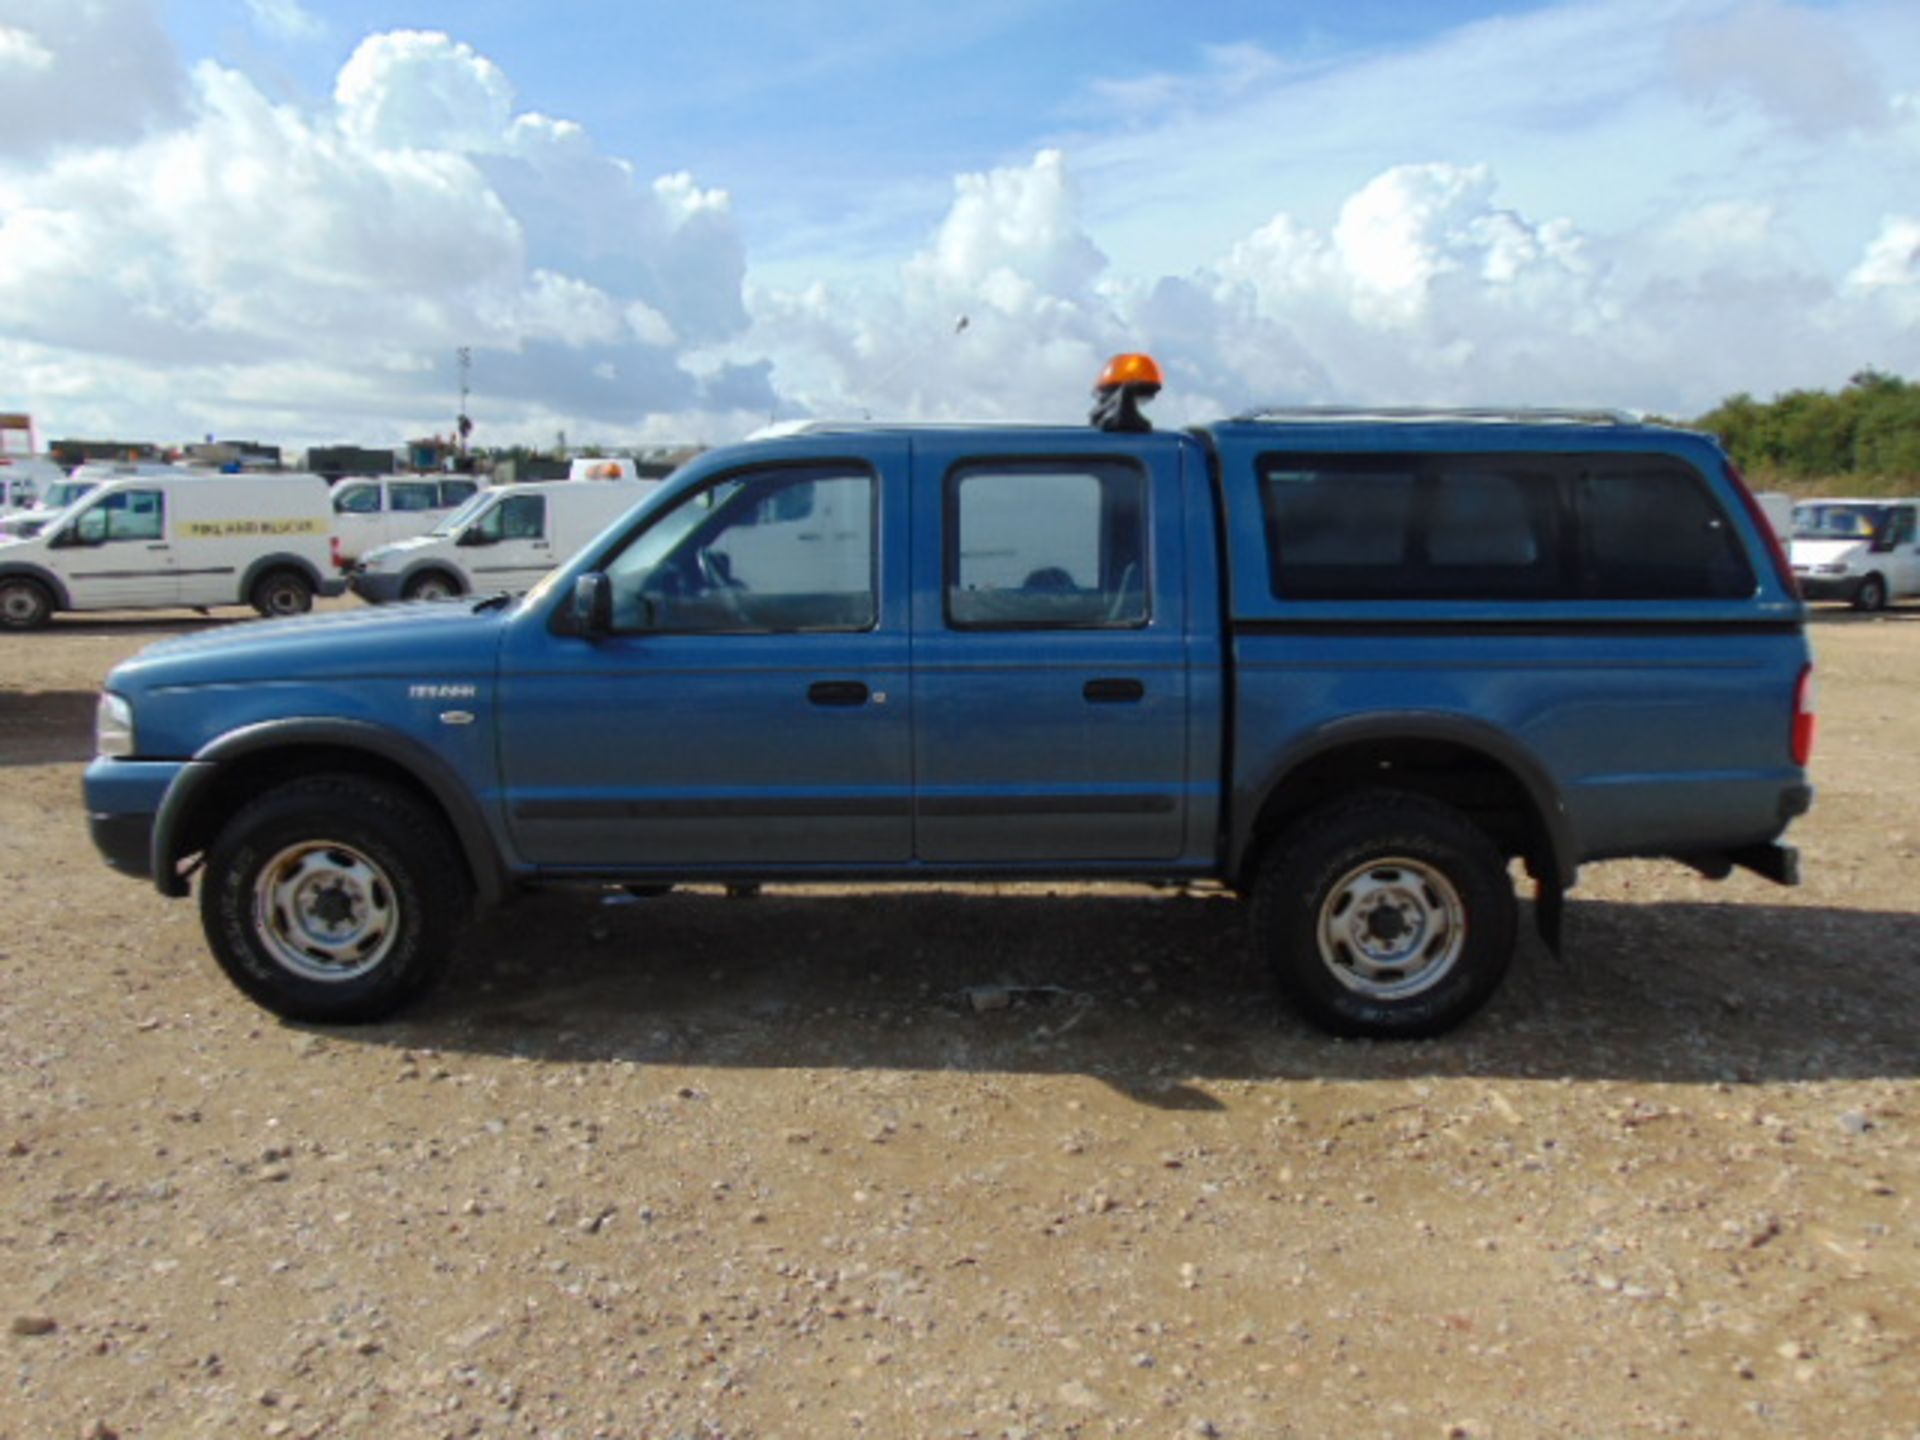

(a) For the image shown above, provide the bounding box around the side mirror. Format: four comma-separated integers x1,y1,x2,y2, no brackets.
456,528,493,547
571,572,612,636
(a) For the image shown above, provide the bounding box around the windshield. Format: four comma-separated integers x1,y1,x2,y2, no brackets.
1792,503,1883,540
429,490,495,537
41,481,94,511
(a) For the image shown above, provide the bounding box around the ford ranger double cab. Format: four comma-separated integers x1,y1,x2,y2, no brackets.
83,357,1813,1037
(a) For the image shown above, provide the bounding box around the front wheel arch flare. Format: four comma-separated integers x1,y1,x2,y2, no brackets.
153,723,509,906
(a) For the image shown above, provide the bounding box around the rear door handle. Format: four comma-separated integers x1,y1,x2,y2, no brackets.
1083,678,1145,703
808,680,869,707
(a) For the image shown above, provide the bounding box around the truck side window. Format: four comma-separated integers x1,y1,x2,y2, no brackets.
390,482,439,512
440,480,478,507
602,465,877,633
333,483,380,514
1261,457,1562,600
1576,464,1753,599
1887,507,1917,547
946,460,1147,628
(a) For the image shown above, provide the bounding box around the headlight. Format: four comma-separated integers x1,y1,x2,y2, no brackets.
96,692,135,758
359,554,386,572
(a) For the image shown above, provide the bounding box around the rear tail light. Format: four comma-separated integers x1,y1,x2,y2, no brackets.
1726,462,1797,597
330,535,345,570
1792,663,1816,767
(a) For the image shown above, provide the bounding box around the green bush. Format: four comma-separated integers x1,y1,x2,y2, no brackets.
1691,371,1920,494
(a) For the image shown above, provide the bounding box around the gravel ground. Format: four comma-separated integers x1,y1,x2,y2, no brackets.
1,601,1915,1440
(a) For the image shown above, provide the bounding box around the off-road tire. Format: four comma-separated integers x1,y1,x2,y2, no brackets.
199,774,470,1023
1251,790,1517,1039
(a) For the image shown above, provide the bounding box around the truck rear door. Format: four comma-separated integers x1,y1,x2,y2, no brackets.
909,433,1197,863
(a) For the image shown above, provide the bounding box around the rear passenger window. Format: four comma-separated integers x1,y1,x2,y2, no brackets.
1576,464,1753,599
390,482,439,512
946,460,1147,628
440,480,478,507
1260,453,1752,601
1260,458,1561,600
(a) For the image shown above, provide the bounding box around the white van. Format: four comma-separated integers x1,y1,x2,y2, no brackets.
0,473,343,629
0,457,63,513
1790,498,1920,611
0,463,178,539
349,479,656,602
328,474,482,567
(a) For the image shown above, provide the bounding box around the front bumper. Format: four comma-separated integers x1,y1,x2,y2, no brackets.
83,757,187,881
347,569,407,604
88,811,155,878
1793,573,1862,603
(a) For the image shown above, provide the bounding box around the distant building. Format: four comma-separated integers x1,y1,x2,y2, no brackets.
307,445,398,483
184,440,282,471
50,438,164,467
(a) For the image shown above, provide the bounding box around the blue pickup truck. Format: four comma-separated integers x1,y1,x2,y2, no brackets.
83,358,1813,1037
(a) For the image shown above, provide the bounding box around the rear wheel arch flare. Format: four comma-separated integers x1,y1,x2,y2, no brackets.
1239,721,1571,889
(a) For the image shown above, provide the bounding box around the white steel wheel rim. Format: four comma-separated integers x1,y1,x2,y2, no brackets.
253,840,400,983
1,584,42,623
412,576,452,600
1315,856,1467,1001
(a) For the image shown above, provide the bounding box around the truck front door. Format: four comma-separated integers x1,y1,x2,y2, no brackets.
910,437,1195,863
497,444,912,868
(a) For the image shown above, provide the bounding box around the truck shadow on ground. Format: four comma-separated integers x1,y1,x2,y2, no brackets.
0,689,102,765
1804,605,1920,625
355,885,1919,1102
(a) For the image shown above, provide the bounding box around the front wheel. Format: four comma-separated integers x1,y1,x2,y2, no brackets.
199,775,470,1022
0,576,53,630
1251,791,1517,1038
1852,574,1888,612
403,570,460,602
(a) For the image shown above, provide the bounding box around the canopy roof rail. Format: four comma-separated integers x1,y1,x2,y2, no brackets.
1234,405,1650,427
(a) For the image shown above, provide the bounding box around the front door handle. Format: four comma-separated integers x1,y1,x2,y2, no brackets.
808,680,869,707
146,543,170,551
1083,678,1145,703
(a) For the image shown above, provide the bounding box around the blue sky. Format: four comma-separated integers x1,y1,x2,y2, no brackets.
4,0,1919,446
164,2,1554,255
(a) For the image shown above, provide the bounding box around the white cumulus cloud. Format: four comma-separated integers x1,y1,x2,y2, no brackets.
0,26,764,445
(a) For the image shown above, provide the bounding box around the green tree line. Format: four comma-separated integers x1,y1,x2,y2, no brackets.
1692,370,1920,487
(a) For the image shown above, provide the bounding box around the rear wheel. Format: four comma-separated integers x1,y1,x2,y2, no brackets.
0,577,53,630
252,569,314,617
1852,573,1888,612
1251,791,1517,1038
200,775,470,1022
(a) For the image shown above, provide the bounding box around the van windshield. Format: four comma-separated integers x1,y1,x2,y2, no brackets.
430,491,494,537
42,481,95,511
1792,503,1882,540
